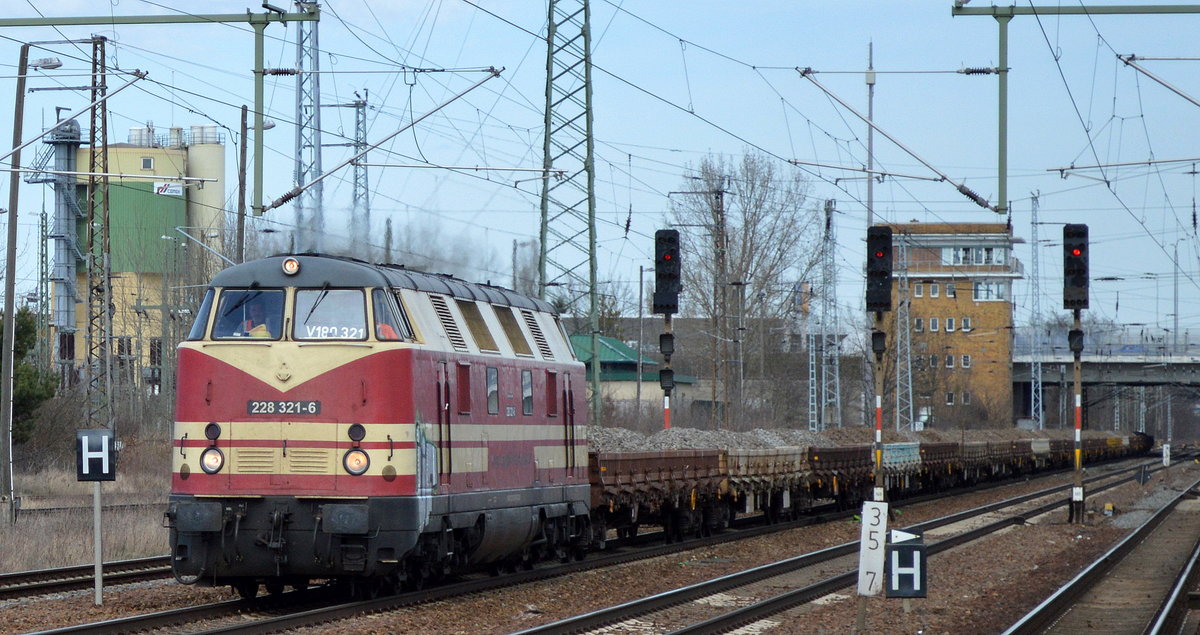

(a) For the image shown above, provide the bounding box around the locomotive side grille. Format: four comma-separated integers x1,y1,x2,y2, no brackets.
521,309,554,360
233,448,276,473
430,295,469,352
286,448,333,474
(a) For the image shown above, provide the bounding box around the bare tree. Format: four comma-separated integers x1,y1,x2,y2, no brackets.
669,150,821,426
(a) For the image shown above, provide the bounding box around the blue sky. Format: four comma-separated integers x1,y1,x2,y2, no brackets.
2,1,1200,337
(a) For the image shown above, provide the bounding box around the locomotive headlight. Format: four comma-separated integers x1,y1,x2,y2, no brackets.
200,447,225,474
282,257,301,276
343,449,370,475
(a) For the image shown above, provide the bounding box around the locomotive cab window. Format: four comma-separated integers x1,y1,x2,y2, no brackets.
295,289,367,340
211,289,285,340
372,288,412,340
187,289,215,340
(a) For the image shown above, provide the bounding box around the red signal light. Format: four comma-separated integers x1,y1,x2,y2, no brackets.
1071,248,1082,256
663,253,672,260
874,251,884,258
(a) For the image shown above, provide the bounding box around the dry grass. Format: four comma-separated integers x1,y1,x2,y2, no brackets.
3,422,171,573
0,506,167,572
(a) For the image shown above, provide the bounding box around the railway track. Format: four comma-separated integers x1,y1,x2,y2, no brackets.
31,456,1163,634
0,555,171,600
1004,473,1200,634
515,457,1181,635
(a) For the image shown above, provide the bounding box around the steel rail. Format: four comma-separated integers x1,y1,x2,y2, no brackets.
1003,474,1200,635
0,555,170,600
518,458,1170,635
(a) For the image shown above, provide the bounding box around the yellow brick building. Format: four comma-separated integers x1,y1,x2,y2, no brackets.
883,222,1023,429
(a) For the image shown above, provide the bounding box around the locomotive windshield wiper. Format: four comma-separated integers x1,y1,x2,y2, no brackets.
302,283,330,325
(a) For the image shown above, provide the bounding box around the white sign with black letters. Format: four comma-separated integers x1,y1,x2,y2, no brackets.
857,501,888,596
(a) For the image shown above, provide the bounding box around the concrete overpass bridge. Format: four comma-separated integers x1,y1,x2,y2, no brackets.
1010,327,1200,437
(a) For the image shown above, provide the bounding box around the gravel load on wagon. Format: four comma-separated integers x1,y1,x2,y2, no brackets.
588,425,1129,453
587,426,830,453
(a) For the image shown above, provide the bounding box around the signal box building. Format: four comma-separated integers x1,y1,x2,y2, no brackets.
881,222,1023,429
45,123,225,390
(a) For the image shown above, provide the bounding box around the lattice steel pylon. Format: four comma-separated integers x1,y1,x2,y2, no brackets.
350,93,369,259
806,309,818,431
329,92,370,259
1029,194,1044,429
894,233,914,431
293,1,323,252
85,37,114,432
540,0,600,425
819,200,843,428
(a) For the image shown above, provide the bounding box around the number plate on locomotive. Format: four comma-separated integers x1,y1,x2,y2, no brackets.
247,400,321,415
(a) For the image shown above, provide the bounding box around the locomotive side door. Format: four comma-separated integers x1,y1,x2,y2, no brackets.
563,373,577,477
436,361,452,492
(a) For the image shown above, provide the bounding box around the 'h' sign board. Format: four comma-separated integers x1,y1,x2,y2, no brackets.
76,430,117,481
885,529,926,598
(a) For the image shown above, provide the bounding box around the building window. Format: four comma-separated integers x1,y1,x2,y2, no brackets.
961,316,972,332
914,318,924,332
962,354,971,368
945,317,956,332
930,354,939,368
913,283,923,298
930,284,940,298
946,283,956,298
945,354,955,368
962,391,972,405
972,281,1007,301
149,337,163,367
929,317,939,332
141,157,154,170
946,392,955,405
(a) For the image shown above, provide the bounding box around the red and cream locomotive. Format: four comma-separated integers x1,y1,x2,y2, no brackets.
167,254,591,597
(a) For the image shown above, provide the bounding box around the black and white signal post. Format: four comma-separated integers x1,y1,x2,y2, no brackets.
858,225,893,632
1062,224,1088,523
77,429,117,605
653,229,681,429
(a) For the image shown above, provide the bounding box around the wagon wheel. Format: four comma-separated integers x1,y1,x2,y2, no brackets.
233,579,259,600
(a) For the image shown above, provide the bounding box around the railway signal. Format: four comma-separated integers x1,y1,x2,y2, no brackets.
653,229,681,315
1063,224,1088,310
866,226,893,312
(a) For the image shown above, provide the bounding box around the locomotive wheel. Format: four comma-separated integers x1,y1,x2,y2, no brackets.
265,581,285,596
233,580,259,600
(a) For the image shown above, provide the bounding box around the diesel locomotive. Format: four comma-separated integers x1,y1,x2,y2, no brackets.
167,254,591,596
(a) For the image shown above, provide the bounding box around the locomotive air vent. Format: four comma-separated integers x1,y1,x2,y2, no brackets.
521,309,554,360
233,448,275,473
287,448,333,474
429,295,469,353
